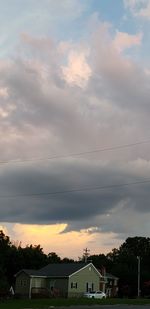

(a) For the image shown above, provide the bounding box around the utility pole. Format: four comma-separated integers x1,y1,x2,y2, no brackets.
83,248,90,263
137,256,141,298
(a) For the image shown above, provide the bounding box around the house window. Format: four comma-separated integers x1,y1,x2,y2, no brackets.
86,282,94,292
71,282,77,289
20,279,27,287
50,280,55,291
23,280,27,286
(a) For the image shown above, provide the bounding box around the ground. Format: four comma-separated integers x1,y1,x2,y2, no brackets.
1,298,150,309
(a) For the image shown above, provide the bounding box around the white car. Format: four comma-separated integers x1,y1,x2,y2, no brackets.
84,291,106,299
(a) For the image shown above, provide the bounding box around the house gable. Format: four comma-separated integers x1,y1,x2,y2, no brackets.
15,271,31,296
68,263,100,297
69,262,102,278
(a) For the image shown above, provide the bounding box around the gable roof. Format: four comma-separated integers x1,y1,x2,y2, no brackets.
15,262,97,278
37,262,90,277
15,269,40,277
15,264,118,280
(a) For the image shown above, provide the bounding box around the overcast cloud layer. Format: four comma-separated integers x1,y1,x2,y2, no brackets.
1,0,150,256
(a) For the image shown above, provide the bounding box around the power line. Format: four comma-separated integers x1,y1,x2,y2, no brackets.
1,177,150,199
0,139,150,165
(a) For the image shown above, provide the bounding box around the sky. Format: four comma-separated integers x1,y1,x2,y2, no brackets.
0,0,150,259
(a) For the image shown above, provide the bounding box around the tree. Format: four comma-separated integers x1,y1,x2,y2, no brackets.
61,257,75,263
47,252,61,263
88,254,112,272
18,244,47,269
107,237,150,297
0,230,12,291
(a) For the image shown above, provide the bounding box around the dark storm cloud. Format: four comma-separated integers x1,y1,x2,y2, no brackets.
0,160,150,235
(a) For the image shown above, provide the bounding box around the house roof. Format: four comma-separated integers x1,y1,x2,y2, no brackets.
97,268,118,280
106,272,119,280
15,262,95,278
37,262,90,277
15,269,40,277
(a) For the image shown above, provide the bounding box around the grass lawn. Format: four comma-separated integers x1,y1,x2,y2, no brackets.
1,297,150,309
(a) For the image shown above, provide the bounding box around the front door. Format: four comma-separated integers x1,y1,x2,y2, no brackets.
86,282,94,292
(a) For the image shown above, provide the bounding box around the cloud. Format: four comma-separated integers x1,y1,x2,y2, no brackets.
124,0,150,19
113,31,142,52
0,158,150,237
11,223,95,258
2,221,122,258
42,0,86,21
61,50,92,88
91,23,150,118
0,87,9,99
0,19,150,256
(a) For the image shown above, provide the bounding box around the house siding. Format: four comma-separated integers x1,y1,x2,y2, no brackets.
30,277,48,297
46,278,69,297
31,277,46,288
68,264,100,297
15,272,30,297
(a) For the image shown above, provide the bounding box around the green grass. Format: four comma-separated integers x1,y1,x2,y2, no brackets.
1,297,150,309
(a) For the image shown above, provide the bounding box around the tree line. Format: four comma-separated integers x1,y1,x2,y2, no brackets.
0,230,150,297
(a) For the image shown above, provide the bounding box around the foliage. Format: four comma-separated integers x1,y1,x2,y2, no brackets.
88,253,112,271
47,252,61,263
106,237,150,297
